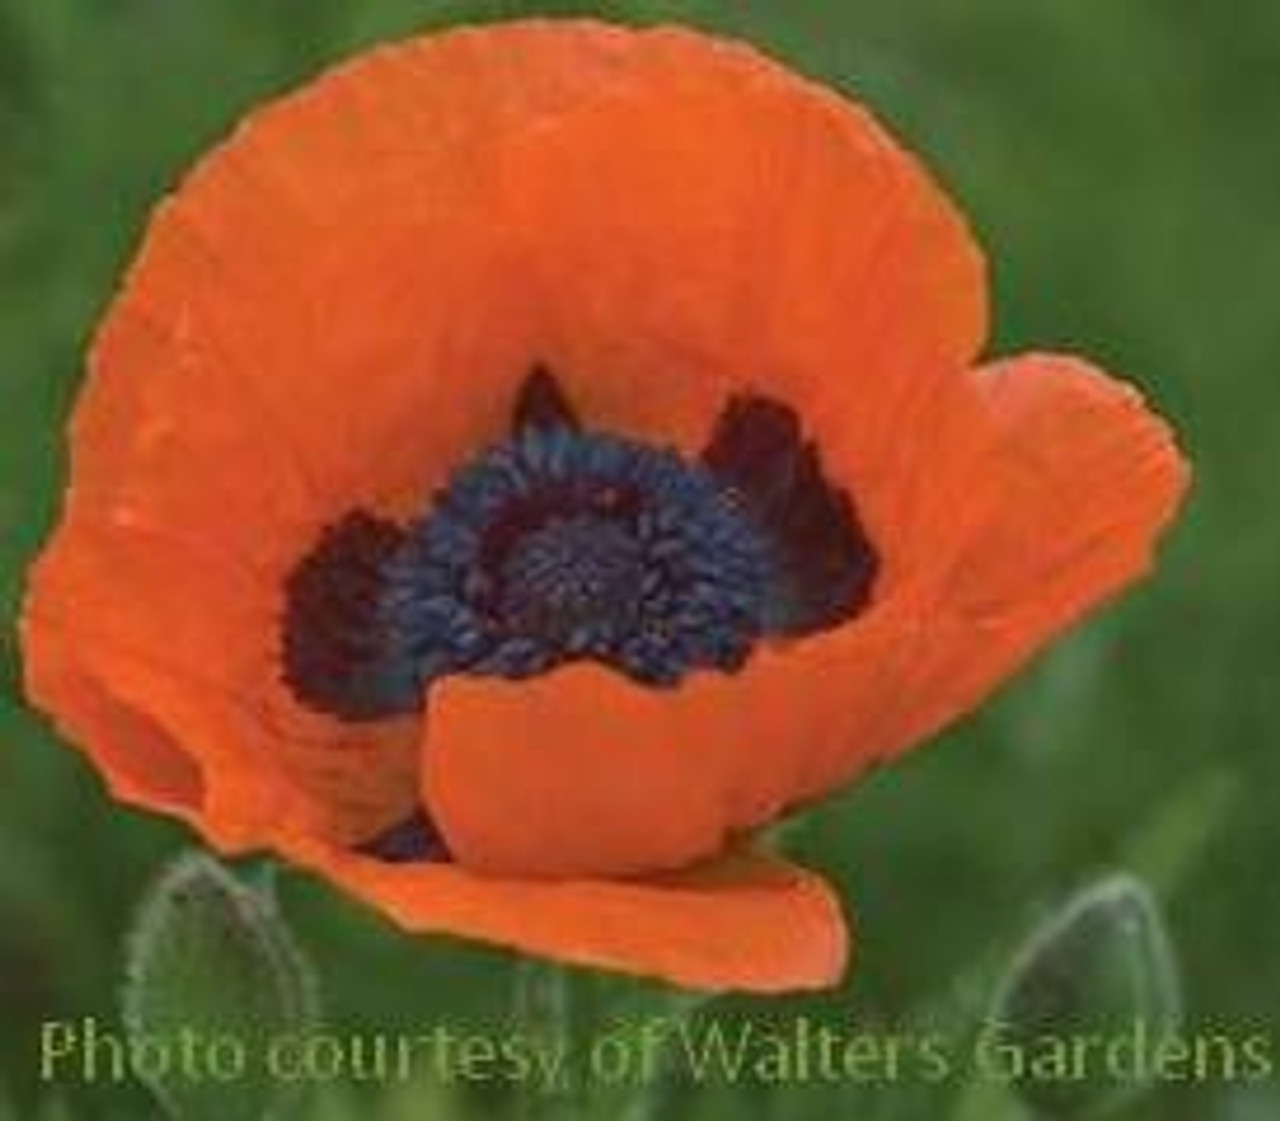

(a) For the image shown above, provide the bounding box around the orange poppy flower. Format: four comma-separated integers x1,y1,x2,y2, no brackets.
22,21,1188,992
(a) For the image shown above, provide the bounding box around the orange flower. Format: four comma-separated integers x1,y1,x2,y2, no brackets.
22,21,1187,992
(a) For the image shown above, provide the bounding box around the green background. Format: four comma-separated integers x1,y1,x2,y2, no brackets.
1,1,1276,1118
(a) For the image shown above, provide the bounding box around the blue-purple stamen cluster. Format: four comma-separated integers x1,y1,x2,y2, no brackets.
381,423,777,692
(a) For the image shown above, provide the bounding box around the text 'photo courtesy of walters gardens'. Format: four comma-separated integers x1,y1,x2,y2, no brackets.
38,1017,1275,1094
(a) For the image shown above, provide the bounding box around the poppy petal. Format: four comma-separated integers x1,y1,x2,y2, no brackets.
23,621,205,821
801,354,1188,795
282,836,847,993
856,352,1192,758
424,665,752,878
23,516,420,848
683,353,1189,808
726,354,1189,806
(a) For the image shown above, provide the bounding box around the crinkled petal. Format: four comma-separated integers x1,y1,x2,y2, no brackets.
854,352,1191,758
22,518,419,848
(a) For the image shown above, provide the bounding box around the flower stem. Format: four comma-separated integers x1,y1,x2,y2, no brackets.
512,958,575,1120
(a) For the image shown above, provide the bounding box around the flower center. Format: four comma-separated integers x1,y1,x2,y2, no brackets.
498,514,645,647
280,368,880,727
381,423,775,691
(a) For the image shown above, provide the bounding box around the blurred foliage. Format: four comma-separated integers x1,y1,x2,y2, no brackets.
1,1,1278,1118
